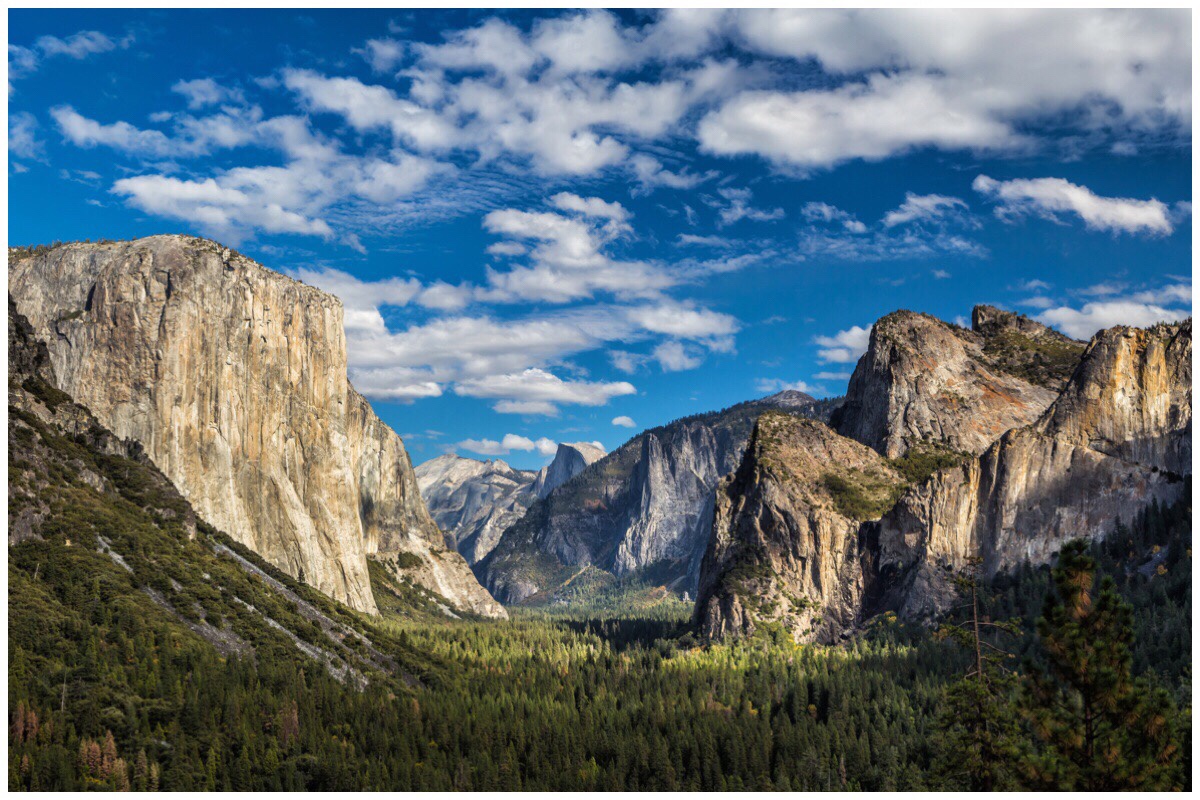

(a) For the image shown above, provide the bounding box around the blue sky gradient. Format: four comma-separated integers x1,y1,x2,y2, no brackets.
9,9,1192,468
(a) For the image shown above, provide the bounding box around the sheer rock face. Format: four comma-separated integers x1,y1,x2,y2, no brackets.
870,320,1191,623
694,317,1189,640
531,442,606,499
415,454,537,565
414,442,604,567
834,310,1061,458
481,392,833,604
8,236,504,618
1033,321,1191,475
694,413,902,644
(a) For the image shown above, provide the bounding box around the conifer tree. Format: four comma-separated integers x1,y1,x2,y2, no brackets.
1022,540,1183,790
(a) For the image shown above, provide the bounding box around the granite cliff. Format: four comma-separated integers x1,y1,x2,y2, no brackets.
480,391,839,604
871,319,1191,622
694,412,902,643
832,308,1077,458
8,236,504,618
697,310,1189,642
416,441,605,566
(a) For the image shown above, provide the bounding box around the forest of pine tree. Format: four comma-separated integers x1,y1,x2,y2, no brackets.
7,357,1192,791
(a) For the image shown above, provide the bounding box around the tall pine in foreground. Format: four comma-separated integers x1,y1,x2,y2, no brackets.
1022,540,1184,790
932,558,1025,790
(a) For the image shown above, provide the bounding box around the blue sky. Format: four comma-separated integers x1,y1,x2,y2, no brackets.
9,9,1192,468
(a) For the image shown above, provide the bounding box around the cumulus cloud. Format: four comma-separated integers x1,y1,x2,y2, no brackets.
355,38,406,73
973,175,1176,235
814,325,872,363
700,10,1188,169
653,340,704,372
458,433,558,456
612,415,637,428
455,368,636,415
1037,299,1189,339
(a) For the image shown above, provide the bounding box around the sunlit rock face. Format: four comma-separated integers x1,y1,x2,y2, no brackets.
416,442,605,568
416,454,538,565
833,309,1066,458
870,319,1191,623
694,314,1190,641
9,235,505,618
480,391,835,605
695,413,903,644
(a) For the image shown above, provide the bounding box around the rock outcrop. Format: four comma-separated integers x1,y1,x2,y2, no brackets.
480,391,839,604
869,319,1191,622
9,236,504,618
833,309,1069,458
694,413,903,643
416,454,538,564
531,442,607,499
1033,321,1191,474
695,315,1189,641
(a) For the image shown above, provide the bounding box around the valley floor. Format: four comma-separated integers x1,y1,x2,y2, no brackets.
10,490,1191,791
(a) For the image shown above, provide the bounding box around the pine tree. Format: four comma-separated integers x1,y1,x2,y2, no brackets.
1022,540,1183,790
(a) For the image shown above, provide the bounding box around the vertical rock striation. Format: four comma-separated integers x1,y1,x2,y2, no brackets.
9,236,504,617
696,314,1189,640
480,391,838,604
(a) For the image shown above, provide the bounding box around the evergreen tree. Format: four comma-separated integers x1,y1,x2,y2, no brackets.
932,558,1025,790
1022,540,1183,790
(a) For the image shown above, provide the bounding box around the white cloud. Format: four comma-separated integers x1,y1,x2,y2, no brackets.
707,187,784,227
814,325,872,363
52,106,179,158
698,74,1020,170
609,350,648,374
11,29,130,92
458,433,558,456
676,233,734,248
612,415,637,428
932,269,951,280
1018,296,1055,310
755,378,821,395
455,368,636,415
813,371,853,381
624,301,738,342
481,198,674,304
1037,298,1189,339
172,78,242,109
8,112,42,160
883,192,969,227
629,154,716,194
702,10,1189,169
973,175,1175,235
653,340,704,372
356,38,406,73
801,202,866,233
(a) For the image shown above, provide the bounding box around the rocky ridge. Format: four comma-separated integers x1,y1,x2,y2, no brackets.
480,391,839,604
832,308,1071,458
694,412,903,642
8,236,504,618
698,310,1190,642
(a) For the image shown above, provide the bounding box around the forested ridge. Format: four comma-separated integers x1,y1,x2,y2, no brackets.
9,480,1190,790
